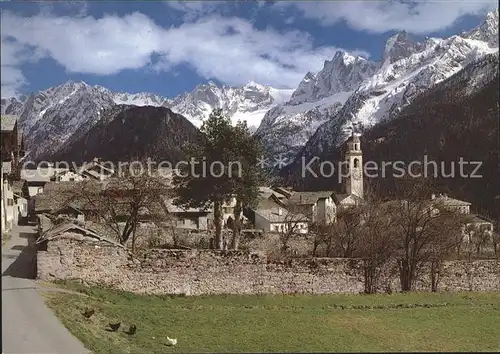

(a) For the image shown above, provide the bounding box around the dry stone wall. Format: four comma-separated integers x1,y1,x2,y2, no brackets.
37,237,500,295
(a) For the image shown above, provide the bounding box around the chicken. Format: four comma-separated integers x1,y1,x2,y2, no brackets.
125,324,137,335
108,322,121,331
81,309,95,319
166,336,177,346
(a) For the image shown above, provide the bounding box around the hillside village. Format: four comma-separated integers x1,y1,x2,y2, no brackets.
2,113,497,278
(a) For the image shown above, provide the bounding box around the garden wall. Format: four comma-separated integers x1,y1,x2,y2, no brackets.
37,236,500,295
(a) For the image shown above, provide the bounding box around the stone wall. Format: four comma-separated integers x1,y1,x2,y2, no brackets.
37,237,500,295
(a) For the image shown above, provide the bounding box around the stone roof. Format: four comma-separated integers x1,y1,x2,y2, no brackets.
272,186,294,198
254,197,308,223
82,169,103,180
466,214,493,225
1,115,18,131
432,195,471,207
34,181,92,212
36,221,124,248
43,181,100,194
289,191,335,205
258,186,286,200
162,196,213,213
34,194,64,212
21,168,69,183
334,193,364,204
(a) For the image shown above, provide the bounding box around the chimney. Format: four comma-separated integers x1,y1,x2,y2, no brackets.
431,193,435,200
278,207,283,216
299,195,303,204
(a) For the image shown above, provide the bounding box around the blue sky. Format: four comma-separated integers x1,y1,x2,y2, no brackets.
1,1,497,98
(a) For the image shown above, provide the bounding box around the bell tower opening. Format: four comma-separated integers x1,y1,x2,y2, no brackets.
344,132,364,199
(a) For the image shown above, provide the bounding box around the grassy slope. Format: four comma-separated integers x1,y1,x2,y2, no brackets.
44,282,500,353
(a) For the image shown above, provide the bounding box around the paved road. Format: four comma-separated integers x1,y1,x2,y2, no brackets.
2,223,90,354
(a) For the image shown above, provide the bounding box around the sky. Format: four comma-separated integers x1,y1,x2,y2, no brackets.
1,0,497,98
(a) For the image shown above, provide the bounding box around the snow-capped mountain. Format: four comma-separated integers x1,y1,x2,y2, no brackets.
1,80,291,159
255,51,377,160
167,81,293,130
464,9,499,47
285,9,498,168
2,9,497,163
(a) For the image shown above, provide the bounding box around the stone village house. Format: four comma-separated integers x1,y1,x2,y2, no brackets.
36,220,127,281
1,115,26,232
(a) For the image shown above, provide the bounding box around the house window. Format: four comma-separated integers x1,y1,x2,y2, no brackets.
7,199,13,206
69,177,75,182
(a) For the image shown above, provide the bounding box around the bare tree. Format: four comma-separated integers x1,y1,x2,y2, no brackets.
70,168,173,252
387,180,468,291
356,202,399,294
277,204,309,254
332,207,365,258
310,221,337,257
492,231,500,257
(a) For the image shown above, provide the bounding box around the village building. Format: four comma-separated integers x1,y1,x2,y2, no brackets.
245,194,309,234
2,115,26,231
163,197,212,230
36,220,127,281
1,114,24,178
2,162,16,232
51,169,86,182
80,158,115,181
287,191,336,224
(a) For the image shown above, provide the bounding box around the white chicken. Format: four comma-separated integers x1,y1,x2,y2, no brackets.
166,336,177,346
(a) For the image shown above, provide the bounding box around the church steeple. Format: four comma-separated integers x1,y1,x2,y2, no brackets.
345,131,363,199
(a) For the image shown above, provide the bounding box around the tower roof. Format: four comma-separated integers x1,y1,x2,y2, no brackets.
346,132,361,143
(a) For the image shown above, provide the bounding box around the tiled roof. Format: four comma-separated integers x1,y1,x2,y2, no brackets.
1,115,18,131
289,191,335,205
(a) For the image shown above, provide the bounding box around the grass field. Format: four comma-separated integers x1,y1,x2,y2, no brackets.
44,282,500,353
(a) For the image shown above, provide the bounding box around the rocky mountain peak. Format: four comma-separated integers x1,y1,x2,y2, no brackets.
289,51,377,105
243,81,267,92
464,9,499,47
382,30,424,65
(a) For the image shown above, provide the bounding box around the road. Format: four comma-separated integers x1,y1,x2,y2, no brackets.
2,223,90,354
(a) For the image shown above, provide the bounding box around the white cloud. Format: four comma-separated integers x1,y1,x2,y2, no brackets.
165,1,231,21
1,37,45,97
277,0,497,34
0,10,370,95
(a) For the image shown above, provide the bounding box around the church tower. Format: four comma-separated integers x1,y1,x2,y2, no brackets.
345,132,363,199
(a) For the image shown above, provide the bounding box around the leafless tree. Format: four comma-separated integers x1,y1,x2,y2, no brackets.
277,204,309,254
387,180,468,291
492,231,500,257
356,202,399,294
70,168,173,252
310,221,337,257
332,207,365,258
